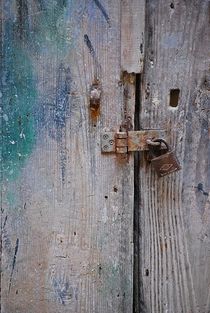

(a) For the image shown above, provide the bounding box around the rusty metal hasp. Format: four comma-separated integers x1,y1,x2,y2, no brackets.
101,130,166,154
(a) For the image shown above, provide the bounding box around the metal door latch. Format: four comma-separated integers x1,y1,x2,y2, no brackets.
101,130,166,153
101,130,181,177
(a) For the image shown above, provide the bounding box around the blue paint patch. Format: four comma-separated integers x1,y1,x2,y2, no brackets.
162,33,181,48
93,0,111,26
54,64,72,130
52,276,78,305
196,183,209,196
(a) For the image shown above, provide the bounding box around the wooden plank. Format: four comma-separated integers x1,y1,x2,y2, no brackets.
136,1,210,312
0,1,144,312
121,0,145,73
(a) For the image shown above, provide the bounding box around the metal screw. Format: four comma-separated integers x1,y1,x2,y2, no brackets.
103,145,108,150
109,140,114,145
103,134,109,140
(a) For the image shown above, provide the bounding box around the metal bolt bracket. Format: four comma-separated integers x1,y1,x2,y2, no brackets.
101,132,115,153
101,130,166,154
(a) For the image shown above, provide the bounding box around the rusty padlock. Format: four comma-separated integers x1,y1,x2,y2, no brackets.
147,139,181,177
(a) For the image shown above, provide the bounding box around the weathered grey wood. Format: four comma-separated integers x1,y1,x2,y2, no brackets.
137,1,210,313
121,0,145,73
0,1,143,312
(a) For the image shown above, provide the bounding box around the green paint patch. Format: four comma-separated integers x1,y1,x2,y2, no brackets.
6,190,17,209
1,23,37,181
33,0,72,53
1,1,74,181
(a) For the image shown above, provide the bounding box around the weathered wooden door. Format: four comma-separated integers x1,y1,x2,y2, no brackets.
1,1,210,313
1,1,141,312
134,1,210,313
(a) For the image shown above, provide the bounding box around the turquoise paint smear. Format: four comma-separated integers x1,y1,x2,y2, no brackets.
1,21,37,181
1,0,72,182
33,0,71,53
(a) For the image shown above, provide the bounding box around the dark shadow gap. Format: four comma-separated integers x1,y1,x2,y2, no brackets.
169,89,180,107
133,73,141,313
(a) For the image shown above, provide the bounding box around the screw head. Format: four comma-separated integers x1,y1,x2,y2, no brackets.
103,134,109,140
103,145,108,151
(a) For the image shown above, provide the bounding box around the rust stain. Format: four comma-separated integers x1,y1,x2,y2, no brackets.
120,71,135,133
89,80,101,120
160,240,167,253
121,71,136,85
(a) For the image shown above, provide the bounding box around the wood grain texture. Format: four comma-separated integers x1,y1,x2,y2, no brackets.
137,1,210,313
0,1,142,312
121,0,145,73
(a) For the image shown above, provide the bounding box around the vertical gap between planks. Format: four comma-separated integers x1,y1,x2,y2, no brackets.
0,0,3,309
133,73,141,313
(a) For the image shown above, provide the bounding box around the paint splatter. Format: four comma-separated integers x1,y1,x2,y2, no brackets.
9,238,19,292
93,0,111,26
84,34,101,78
52,275,78,305
84,34,96,58
196,183,209,196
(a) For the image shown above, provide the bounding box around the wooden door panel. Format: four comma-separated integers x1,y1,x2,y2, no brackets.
2,1,209,312
137,1,210,313
1,1,143,312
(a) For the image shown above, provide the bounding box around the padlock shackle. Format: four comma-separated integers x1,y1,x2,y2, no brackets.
150,138,170,151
